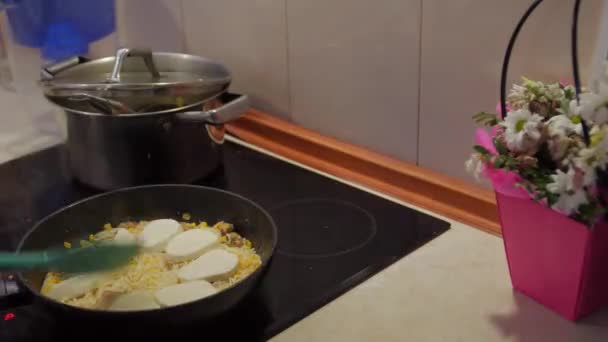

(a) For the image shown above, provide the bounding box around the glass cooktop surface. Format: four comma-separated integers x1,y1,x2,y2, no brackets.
0,141,450,341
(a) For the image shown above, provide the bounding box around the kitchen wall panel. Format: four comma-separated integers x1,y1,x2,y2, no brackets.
116,0,185,52
418,0,604,183
181,0,290,119
286,0,422,162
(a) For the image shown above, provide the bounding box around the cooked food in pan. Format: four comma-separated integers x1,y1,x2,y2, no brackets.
41,217,261,311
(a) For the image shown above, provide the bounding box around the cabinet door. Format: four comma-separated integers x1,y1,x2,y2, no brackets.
287,0,422,162
418,0,603,183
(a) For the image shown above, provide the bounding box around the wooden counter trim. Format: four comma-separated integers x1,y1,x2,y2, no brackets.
225,110,501,236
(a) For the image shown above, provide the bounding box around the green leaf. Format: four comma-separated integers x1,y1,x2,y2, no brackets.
473,145,490,155
505,156,518,169
472,112,500,126
493,157,504,168
564,86,575,100
493,138,507,155
547,193,558,207
572,201,601,226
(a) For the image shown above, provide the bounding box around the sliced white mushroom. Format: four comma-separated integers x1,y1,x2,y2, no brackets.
113,228,135,244
137,219,182,252
178,249,239,282
108,291,160,311
164,229,219,262
48,273,108,301
154,280,218,307
94,228,119,241
96,288,126,309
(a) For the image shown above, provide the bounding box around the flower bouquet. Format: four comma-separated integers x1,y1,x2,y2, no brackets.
468,78,608,225
467,0,608,321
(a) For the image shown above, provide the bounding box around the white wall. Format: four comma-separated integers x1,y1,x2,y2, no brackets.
285,0,421,162
181,0,290,120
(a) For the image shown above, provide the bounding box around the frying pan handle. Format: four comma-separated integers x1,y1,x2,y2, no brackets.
40,56,90,80
0,273,32,309
108,48,161,83
176,93,249,125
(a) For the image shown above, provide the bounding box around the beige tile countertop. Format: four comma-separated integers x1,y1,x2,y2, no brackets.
271,216,608,342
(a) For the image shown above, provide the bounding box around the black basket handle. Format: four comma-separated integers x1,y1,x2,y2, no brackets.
499,0,589,144
571,0,590,143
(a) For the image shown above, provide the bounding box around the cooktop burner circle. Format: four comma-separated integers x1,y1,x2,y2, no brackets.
270,198,377,258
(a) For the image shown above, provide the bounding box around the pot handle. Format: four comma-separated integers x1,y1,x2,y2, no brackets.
0,273,32,309
108,48,160,83
176,93,249,125
40,56,90,80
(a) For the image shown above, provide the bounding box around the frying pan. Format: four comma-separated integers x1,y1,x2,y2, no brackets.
0,185,277,325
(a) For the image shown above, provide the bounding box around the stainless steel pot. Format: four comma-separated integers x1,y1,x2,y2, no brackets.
40,48,249,190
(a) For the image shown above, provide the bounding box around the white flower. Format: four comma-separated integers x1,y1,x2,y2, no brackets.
547,168,577,194
545,115,583,163
552,189,588,216
508,79,570,112
547,114,583,137
502,109,544,154
581,167,597,187
570,93,608,123
575,132,608,171
547,168,588,215
507,83,529,109
465,154,484,181
571,70,608,123
547,136,571,163
545,83,565,100
572,125,604,186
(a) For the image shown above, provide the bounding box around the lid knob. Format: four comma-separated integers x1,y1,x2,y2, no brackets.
108,48,160,83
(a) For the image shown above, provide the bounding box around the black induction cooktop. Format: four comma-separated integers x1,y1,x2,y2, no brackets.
0,141,449,341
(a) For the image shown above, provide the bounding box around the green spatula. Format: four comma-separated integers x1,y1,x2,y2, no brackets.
0,243,138,273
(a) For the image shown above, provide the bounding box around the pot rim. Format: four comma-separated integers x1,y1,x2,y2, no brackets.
41,52,232,91
49,92,224,117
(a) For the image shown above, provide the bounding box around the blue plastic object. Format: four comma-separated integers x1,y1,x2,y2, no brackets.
5,0,45,47
5,0,115,60
41,21,88,61
0,0,21,10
